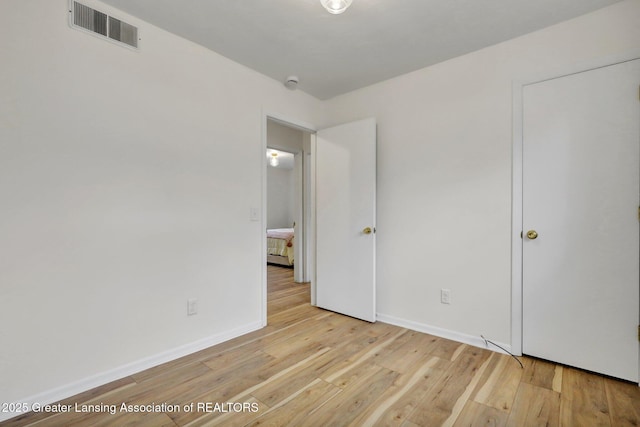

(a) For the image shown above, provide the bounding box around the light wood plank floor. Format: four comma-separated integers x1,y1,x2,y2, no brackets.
4,265,640,426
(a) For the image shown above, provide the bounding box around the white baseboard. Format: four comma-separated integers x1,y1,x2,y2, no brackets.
0,321,263,423
376,313,513,355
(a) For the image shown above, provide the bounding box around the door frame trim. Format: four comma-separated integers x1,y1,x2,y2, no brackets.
261,110,317,327
511,49,640,356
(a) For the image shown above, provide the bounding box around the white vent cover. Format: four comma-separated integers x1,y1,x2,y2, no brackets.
70,1,138,49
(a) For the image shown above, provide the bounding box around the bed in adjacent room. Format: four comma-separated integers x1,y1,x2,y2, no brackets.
267,228,294,267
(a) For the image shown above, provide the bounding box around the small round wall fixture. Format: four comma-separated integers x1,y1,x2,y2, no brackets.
321,0,352,14
284,75,299,90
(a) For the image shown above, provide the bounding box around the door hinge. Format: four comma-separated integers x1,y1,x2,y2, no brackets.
638,325,640,342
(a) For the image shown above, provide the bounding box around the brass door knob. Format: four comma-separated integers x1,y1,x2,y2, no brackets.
363,227,373,235
526,230,538,240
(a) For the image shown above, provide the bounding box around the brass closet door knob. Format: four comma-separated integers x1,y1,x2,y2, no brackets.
363,227,373,235
526,230,538,240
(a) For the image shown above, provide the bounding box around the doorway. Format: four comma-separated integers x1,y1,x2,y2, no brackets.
261,114,378,326
264,117,315,323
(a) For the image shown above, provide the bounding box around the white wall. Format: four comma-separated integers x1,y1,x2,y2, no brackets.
0,0,324,414
324,0,640,348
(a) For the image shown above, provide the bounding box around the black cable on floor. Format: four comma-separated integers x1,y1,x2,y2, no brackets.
481,335,524,369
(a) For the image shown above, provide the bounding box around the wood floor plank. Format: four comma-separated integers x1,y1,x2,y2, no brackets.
261,314,352,359
199,316,319,365
321,329,407,385
133,361,214,391
311,317,389,351
472,352,523,413
505,382,560,427
453,401,508,427
88,411,178,427
604,377,640,427
243,380,342,427
267,303,320,328
250,342,374,408
552,365,563,393
268,292,310,314
560,367,611,427
375,331,445,373
348,355,447,426
521,357,557,391
428,337,467,361
407,345,492,426
170,347,331,425
307,365,400,427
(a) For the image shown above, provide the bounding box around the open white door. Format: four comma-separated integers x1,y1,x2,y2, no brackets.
522,59,640,382
315,118,376,322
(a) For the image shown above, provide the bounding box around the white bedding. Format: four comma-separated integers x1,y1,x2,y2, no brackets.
267,228,294,265
267,228,294,242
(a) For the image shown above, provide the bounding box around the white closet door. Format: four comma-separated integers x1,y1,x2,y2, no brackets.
522,59,640,382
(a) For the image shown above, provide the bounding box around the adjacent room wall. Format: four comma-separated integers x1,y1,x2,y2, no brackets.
267,120,304,153
323,0,640,348
266,121,303,229
267,166,295,229
0,0,324,412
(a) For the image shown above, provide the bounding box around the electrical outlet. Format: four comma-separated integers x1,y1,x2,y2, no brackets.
249,208,259,222
441,289,451,304
187,298,198,316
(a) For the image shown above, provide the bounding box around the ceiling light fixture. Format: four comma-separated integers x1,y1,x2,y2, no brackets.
270,152,279,167
321,0,352,15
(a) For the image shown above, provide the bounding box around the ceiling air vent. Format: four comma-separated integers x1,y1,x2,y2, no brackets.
70,1,138,49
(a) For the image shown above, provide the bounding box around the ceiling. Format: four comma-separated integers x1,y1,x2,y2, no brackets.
100,0,622,100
